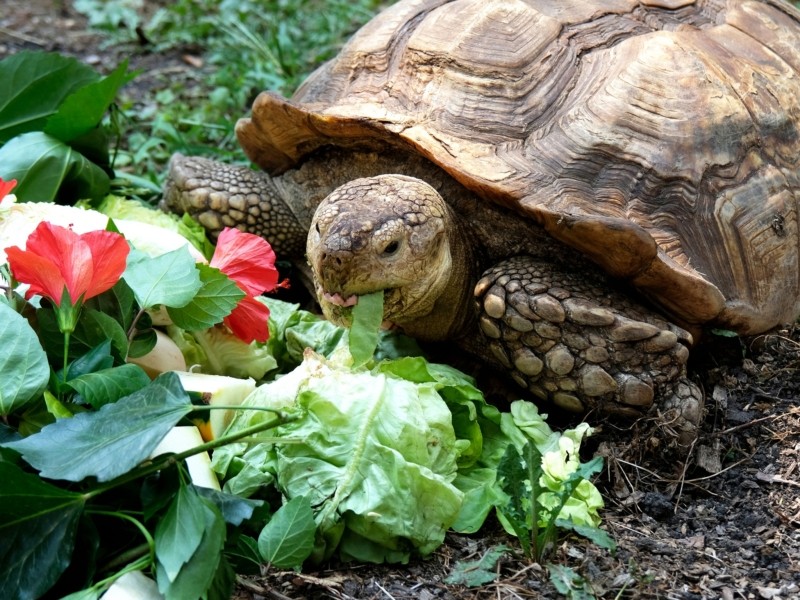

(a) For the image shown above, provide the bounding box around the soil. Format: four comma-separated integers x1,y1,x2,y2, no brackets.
2,1,799,599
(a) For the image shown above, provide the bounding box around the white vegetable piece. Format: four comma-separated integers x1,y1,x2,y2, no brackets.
150,426,220,490
175,371,256,441
101,570,163,600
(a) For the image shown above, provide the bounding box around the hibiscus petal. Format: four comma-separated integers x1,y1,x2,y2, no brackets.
0,178,16,199
15,222,93,303
210,227,278,296
82,230,130,299
223,294,271,343
6,245,69,301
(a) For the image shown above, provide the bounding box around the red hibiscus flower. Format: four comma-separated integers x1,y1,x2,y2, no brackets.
6,221,130,333
210,227,280,343
0,178,16,200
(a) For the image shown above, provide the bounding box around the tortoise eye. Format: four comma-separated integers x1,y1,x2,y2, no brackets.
383,240,400,255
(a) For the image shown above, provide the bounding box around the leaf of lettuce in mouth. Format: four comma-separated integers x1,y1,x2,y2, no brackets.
348,290,384,368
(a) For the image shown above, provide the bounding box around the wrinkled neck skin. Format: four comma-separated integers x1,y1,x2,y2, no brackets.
391,209,476,342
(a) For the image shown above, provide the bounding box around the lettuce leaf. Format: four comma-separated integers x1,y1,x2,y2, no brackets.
214,350,465,563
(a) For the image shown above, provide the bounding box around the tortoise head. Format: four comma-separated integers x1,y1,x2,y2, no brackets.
306,174,468,340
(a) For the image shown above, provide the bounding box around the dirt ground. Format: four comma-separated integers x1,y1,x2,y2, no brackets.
2,1,799,598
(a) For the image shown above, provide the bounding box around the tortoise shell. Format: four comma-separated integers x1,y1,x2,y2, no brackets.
236,0,800,335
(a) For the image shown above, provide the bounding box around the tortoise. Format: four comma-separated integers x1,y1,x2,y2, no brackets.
163,0,800,448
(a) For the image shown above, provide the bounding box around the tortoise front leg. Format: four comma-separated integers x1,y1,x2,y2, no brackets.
474,256,704,448
161,154,308,256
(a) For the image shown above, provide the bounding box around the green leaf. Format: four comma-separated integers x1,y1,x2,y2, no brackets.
123,247,202,310
156,497,226,600
0,50,98,142
67,364,151,409
85,279,137,333
194,486,263,526
0,302,49,416
2,373,193,482
257,496,316,569
45,59,133,143
0,132,110,202
72,308,130,362
155,484,208,583
348,290,384,367
547,563,595,600
66,339,114,380
553,519,616,552
167,264,244,331
444,545,509,587
496,443,536,558
0,462,85,600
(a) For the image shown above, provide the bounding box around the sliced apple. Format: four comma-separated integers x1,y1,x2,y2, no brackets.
150,426,220,491
175,371,256,441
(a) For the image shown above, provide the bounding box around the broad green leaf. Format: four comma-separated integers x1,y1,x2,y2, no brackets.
226,536,262,575
45,60,133,143
257,496,316,569
444,545,509,587
194,486,264,526
0,462,85,600
72,308,129,362
0,302,49,416
348,290,384,367
0,51,98,142
155,484,208,583
2,373,193,482
66,339,114,380
156,497,226,600
123,247,201,310
554,519,616,552
0,132,110,202
167,264,244,331
86,279,137,332
67,364,151,409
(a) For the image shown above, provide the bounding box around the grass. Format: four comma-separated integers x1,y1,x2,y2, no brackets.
73,0,387,193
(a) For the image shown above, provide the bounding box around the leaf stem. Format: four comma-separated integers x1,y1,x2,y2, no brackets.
87,509,156,567
62,331,70,380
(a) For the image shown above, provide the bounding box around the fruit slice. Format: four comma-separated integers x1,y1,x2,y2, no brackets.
150,426,220,490
175,371,256,441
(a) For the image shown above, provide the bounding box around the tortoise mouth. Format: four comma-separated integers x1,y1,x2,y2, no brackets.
322,291,359,308
319,286,399,325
